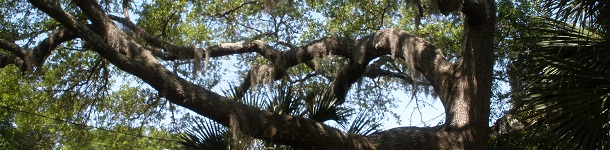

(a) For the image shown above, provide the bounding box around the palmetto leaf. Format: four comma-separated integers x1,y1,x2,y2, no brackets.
542,0,610,29
208,83,300,149
304,87,351,123
266,82,300,116
517,17,610,149
179,118,230,150
223,84,268,108
343,111,381,135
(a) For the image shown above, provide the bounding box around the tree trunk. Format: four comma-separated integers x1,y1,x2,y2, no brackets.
441,3,495,149
370,0,496,149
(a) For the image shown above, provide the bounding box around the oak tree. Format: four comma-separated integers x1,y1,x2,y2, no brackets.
0,0,495,149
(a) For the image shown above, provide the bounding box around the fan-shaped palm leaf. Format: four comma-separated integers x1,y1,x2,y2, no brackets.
219,83,299,149
543,0,610,29
304,87,351,123
517,17,610,149
343,111,381,135
179,118,230,150
223,84,269,108
266,82,301,116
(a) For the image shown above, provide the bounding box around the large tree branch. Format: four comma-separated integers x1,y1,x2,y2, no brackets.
110,15,265,60
30,0,375,149
30,0,459,149
111,17,359,101
0,53,24,69
228,30,454,104
30,28,78,66
362,56,414,83
110,15,433,102
27,0,108,58
0,28,78,70
114,11,454,103
110,15,199,59
365,29,455,101
0,39,26,59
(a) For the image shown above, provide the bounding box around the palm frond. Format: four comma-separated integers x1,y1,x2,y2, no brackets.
343,111,381,135
517,16,610,149
543,0,610,30
222,84,269,108
304,87,351,123
221,82,300,149
179,118,230,150
266,82,301,116
525,17,602,47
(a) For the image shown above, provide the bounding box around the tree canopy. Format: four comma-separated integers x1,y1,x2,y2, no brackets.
18,0,610,149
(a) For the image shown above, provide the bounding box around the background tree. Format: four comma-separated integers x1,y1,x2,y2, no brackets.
0,0,495,149
0,63,182,149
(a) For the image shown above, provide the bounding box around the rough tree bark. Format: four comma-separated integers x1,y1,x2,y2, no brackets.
370,0,495,149
0,0,495,149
